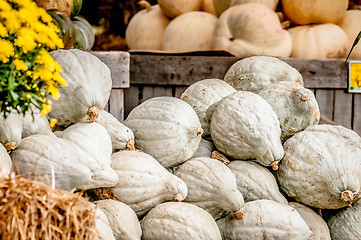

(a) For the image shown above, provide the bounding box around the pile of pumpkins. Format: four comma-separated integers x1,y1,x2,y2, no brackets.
126,0,361,60
1,47,361,239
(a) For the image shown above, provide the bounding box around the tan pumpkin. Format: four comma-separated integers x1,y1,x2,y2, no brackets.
281,0,349,25
157,0,203,18
213,0,278,16
212,3,292,58
288,23,348,59
162,11,217,52
339,10,361,59
202,0,217,15
125,1,170,50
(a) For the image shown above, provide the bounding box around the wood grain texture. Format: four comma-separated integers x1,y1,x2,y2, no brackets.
108,89,124,122
333,90,353,129
315,89,335,121
124,86,139,119
353,94,361,134
141,86,173,103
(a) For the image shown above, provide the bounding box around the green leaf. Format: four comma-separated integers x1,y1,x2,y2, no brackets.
345,31,361,65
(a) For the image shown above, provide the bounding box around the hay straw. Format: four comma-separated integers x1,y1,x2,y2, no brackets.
0,174,99,240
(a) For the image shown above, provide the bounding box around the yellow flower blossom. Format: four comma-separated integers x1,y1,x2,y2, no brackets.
26,93,31,99
53,72,67,86
14,27,37,52
0,1,11,12
14,59,27,71
0,39,14,62
0,23,8,38
1,10,21,34
48,84,60,100
49,118,57,127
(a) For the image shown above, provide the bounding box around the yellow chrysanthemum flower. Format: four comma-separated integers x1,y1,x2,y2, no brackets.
48,84,60,100
14,27,37,53
14,59,28,71
0,23,8,38
49,118,57,127
0,39,14,62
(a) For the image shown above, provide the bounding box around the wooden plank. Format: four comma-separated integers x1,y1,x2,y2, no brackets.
141,86,173,103
333,90,353,129
124,86,140,119
91,51,130,88
315,89,335,121
174,86,188,98
109,89,124,122
353,94,361,135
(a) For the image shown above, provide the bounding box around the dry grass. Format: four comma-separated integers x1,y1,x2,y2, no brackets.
0,174,99,240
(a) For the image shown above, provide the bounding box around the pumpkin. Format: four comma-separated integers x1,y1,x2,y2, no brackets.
217,199,312,240
49,49,112,127
141,202,222,240
21,106,54,138
223,56,304,93
180,78,236,138
125,1,170,51
289,202,331,240
47,10,77,50
0,112,22,151
162,11,217,52
124,96,202,168
276,124,361,209
339,10,361,59
174,157,244,219
287,23,349,59
35,0,82,17
202,0,217,15
72,16,95,51
258,81,320,142
213,0,279,16
157,0,203,18
209,91,284,170
94,199,142,240
0,144,11,178
191,138,215,158
94,205,116,240
95,110,135,152
281,0,349,25
110,150,188,217
228,160,288,204
212,3,292,58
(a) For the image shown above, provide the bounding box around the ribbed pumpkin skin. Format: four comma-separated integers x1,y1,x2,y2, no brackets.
276,125,361,209
0,144,11,178
47,10,76,49
210,91,284,168
258,81,320,142
21,107,54,138
174,157,244,219
217,200,312,240
72,16,95,51
191,138,214,158
339,10,361,59
94,206,116,240
213,0,278,16
180,78,236,138
289,202,331,240
124,96,202,168
49,49,112,127
228,160,288,204
0,112,22,150
111,150,188,217
35,0,82,17
141,202,222,240
157,0,203,18
223,56,304,93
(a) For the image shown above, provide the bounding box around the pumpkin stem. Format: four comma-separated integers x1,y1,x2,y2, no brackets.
211,150,230,165
87,106,100,122
281,20,290,29
196,127,204,136
234,209,244,219
271,160,279,171
138,0,152,12
341,190,354,208
126,139,136,151
85,187,119,201
4,142,16,151
173,193,184,202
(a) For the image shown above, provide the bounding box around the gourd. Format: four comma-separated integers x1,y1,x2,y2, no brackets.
281,0,349,25
49,49,112,127
47,10,77,50
0,144,11,178
258,81,320,142
289,202,331,240
110,150,188,217
339,10,361,59
0,112,22,150
287,23,348,59
209,91,284,170
124,96,202,168
174,157,244,219
223,56,304,93
55,122,118,190
228,160,288,204
162,11,217,52
125,1,170,51
202,0,217,15
157,0,203,18
276,124,361,209
95,110,135,152
94,199,142,240
180,78,236,138
212,3,292,58
35,0,82,17
21,106,54,138
327,201,361,240
217,199,312,240
72,16,95,51
191,138,215,158
213,0,278,16
141,202,222,240
94,205,116,240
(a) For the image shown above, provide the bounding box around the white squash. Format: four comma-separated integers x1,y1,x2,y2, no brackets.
49,49,112,127
191,138,215,158
95,110,135,152
213,0,279,16
223,56,304,93
180,78,236,138
0,112,22,150
141,202,222,240
174,157,244,219
110,150,188,217
124,96,202,168
0,143,11,178
21,106,54,138
228,160,288,204
202,0,217,15
339,9,361,59
217,199,312,240
157,0,203,18
94,205,116,240
94,199,142,240
210,91,284,170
